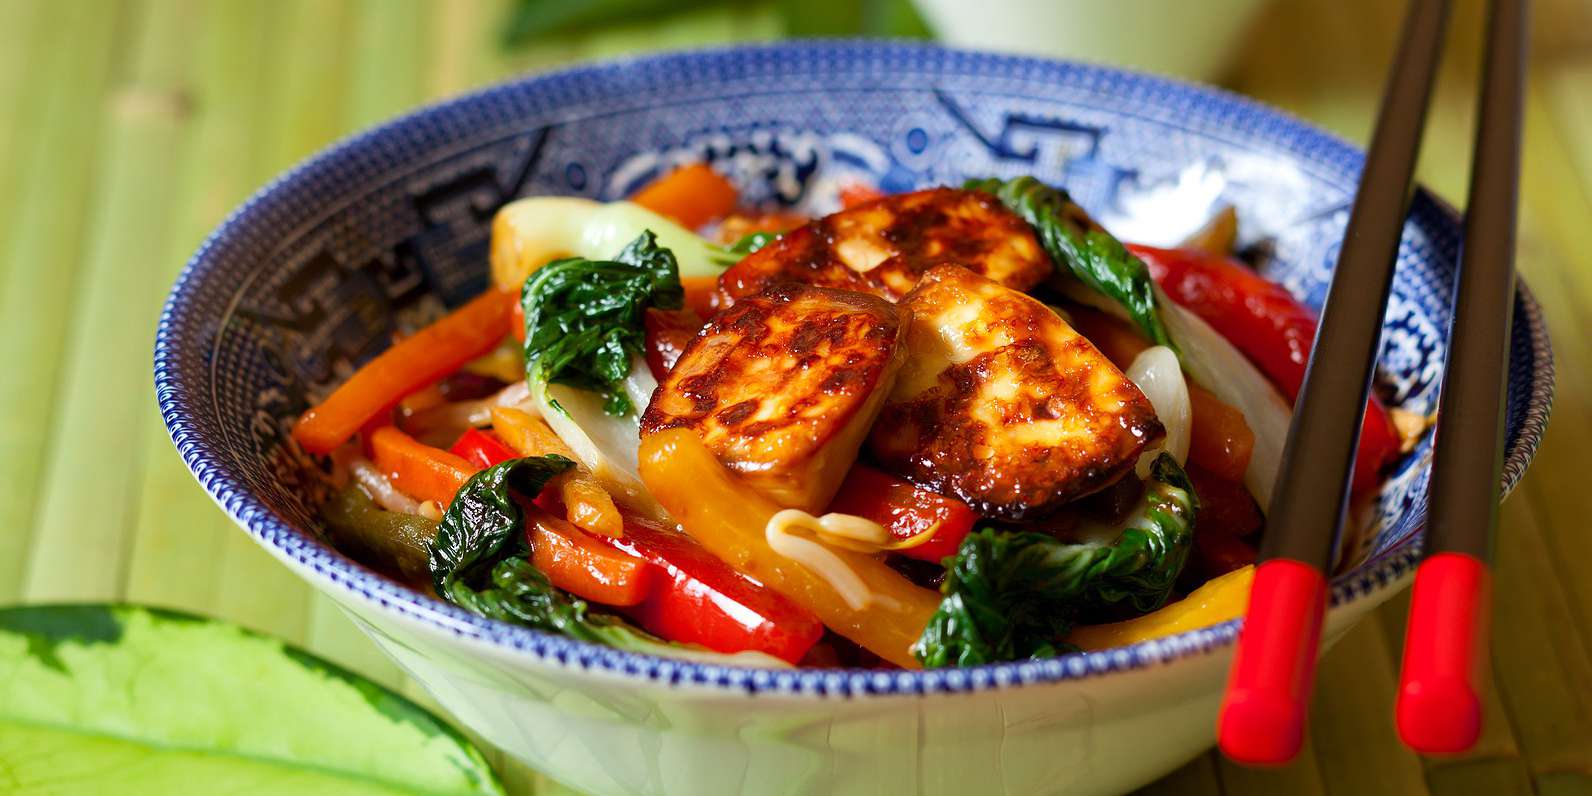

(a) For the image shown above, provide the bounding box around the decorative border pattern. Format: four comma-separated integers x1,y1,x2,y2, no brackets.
154,41,1555,698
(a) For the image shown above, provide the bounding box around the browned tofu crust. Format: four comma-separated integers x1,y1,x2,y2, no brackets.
869,266,1163,520
641,283,907,512
716,187,1050,306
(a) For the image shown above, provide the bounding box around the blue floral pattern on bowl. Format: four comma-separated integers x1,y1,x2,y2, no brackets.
154,41,1553,697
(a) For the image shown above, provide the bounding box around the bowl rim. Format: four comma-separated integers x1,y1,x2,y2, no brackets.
154,39,1555,698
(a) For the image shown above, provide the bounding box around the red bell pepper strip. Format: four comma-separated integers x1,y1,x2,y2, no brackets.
1128,244,1400,491
1193,531,1259,580
604,515,823,665
449,428,521,470
642,307,703,380
826,465,978,563
1186,462,1263,539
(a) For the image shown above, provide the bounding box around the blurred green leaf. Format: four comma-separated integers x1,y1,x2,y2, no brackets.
503,0,931,46
502,0,714,46
0,604,503,795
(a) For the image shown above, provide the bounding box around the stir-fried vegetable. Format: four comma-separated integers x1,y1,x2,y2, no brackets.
1068,564,1254,650
1125,345,1191,469
533,367,665,520
520,231,683,416
913,453,1199,668
293,289,516,455
527,509,655,606
321,486,436,582
826,465,978,563
492,197,728,290
449,428,520,470
428,455,574,598
430,454,788,666
629,163,738,230
638,427,941,668
609,515,825,664
369,426,479,507
968,176,1176,349
1130,244,1401,491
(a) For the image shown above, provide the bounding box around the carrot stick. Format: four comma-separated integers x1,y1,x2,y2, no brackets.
528,509,655,606
369,426,479,507
629,163,737,230
293,290,515,454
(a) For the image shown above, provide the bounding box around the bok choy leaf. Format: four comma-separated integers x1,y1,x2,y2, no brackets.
520,230,683,416
914,453,1199,668
967,176,1176,350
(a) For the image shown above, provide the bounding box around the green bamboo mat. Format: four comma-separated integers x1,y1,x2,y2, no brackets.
2,0,1589,793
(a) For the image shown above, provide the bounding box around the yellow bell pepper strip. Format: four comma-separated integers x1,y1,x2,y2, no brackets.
638,427,940,668
293,289,516,454
1067,564,1255,650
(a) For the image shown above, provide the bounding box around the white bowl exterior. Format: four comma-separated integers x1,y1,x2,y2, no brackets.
307,559,1390,796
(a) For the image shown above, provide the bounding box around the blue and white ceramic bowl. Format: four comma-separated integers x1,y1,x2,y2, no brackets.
156,43,1553,795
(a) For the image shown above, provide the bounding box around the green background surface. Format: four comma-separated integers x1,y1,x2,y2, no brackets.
2,0,1590,793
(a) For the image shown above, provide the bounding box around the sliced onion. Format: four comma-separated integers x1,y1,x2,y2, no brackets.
1155,287,1289,510
1126,345,1191,476
349,457,421,515
1060,280,1290,510
531,358,667,521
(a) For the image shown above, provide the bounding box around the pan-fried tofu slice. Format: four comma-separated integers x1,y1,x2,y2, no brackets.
869,266,1163,520
641,283,907,512
717,187,1049,305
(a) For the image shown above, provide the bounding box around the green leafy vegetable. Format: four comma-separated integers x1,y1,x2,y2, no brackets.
0,604,502,795
521,231,683,416
429,455,575,598
704,230,784,269
914,454,1199,668
323,485,437,582
429,457,786,665
968,175,1176,350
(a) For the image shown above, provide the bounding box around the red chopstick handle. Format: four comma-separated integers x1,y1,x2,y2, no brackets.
1218,558,1328,765
1396,551,1491,754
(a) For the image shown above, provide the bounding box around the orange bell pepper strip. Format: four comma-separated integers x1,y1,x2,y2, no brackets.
489,406,624,538
629,163,738,230
369,426,479,507
638,427,940,668
527,509,656,606
293,289,516,454
678,276,719,319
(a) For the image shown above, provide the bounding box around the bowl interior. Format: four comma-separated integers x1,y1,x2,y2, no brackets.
156,42,1551,690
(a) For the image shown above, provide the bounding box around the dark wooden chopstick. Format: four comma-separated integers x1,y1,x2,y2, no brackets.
1396,0,1528,756
1217,0,1452,766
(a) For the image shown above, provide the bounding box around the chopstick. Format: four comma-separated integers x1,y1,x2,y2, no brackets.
1217,0,1452,766
1396,0,1528,756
